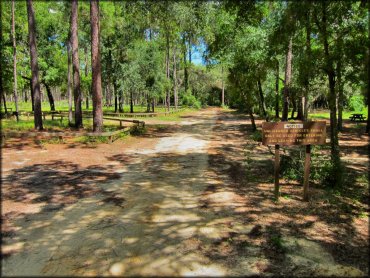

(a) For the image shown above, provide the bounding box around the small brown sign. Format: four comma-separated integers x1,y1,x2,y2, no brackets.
262,122,326,146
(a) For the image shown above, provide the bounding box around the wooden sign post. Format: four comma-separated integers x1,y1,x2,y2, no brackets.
262,122,326,201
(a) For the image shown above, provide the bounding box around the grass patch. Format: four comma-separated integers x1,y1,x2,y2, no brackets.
39,137,65,145
310,108,368,120
154,108,198,121
129,125,147,136
74,135,110,144
2,100,178,114
1,118,70,132
250,130,262,142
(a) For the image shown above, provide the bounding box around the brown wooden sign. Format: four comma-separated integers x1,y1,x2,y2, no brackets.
261,121,326,202
262,121,326,146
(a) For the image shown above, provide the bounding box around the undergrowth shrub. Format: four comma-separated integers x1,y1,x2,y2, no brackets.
181,90,201,109
130,125,147,136
280,145,343,187
348,95,365,112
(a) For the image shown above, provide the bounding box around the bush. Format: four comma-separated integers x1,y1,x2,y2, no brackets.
348,95,365,112
250,130,262,142
181,89,201,109
129,124,147,136
280,146,343,187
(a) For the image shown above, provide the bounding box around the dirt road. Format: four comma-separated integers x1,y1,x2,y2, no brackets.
1,108,368,276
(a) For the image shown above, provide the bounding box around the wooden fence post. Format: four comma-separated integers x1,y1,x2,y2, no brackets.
303,145,311,201
274,144,280,200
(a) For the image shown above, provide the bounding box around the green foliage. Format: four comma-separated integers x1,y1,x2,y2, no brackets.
280,146,344,188
129,125,147,136
348,95,365,112
75,136,110,144
181,90,201,109
250,130,262,142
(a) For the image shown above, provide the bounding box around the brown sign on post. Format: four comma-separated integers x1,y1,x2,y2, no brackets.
262,122,326,146
262,121,326,202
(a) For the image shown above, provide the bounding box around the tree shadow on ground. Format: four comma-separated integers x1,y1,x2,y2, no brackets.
1,108,368,276
209,110,369,275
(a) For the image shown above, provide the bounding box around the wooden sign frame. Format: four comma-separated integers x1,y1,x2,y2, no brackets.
262,121,326,201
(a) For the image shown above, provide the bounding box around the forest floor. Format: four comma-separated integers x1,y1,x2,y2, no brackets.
1,107,369,276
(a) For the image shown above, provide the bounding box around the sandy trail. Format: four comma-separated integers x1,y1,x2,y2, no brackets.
2,109,230,276
1,108,368,276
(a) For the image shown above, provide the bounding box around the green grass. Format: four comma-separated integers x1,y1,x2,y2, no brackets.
1,100,178,114
310,108,368,120
1,118,70,131
1,116,123,133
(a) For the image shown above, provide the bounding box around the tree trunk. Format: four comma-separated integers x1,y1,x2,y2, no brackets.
130,91,133,113
321,2,341,185
106,83,111,106
297,96,304,120
275,60,279,118
173,46,178,110
165,32,170,111
12,0,19,121
84,46,90,110
118,86,123,113
114,84,118,113
42,81,55,111
29,78,34,111
221,65,225,106
152,99,155,112
290,91,296,119
71,0,83,128
2,93,7,113
337,59,344,132
282,37,292,121
367,0,370,134
249,109,256,131
303,7,311,121
257,79,268,121
183,34,188,93
90,0,103,132
27,0,43,130
67,39,73,124
0,1,7,114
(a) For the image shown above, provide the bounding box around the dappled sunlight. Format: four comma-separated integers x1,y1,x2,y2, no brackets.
1,108,368,276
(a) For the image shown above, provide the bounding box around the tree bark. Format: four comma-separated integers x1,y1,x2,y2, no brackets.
71,0,83,128
282,37,292,121
12,0,19,121
165,32,170,111
366,0,370,134
290,91,297,119
321,2,341,183
116,81,123,113
22,75,34,111
337,59,344,132
221,65,225,106
183,34,188,93
90,0,103,132
0,1,7,114
249,110,256,131
67,38,73,124
113,80,118,112
303,7,312,121
257,79,268,121
275,60,279,118
84,46,90,110
27,0,43,130
130,91,133,113
173,46,178,110
42,81,55,111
